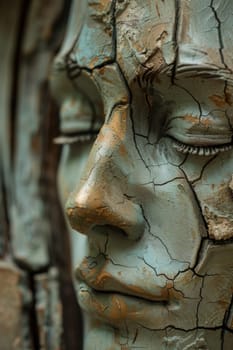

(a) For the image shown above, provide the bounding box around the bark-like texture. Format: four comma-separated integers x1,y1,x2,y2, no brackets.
0,1,82,349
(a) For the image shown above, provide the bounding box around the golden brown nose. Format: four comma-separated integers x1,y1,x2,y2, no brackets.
66,170,144,241
65,107,145,240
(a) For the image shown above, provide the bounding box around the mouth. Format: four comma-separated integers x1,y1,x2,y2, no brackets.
76,279,173,329
75,260,173,302
74,253,184,329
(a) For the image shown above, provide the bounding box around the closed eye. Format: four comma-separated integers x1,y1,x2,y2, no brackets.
54,130,99,145
171,137,233,156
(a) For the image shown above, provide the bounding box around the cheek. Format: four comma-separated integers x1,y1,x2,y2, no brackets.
57,143,93,207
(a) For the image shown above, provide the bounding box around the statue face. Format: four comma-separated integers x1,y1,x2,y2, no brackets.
52,0,233,348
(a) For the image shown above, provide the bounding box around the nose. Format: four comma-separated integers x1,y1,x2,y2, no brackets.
65,106,145,241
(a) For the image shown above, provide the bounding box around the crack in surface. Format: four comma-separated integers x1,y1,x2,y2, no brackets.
138,256,173,281
55,2,233,344
191,155,218,185
179,168,210,239
116,61,152,172
209,0,230,71
171,0,181,84
135,323,223,333
173,82,202,118
139,204,190,266
196,275,205,328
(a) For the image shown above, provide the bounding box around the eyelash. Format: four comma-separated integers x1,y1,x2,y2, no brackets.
54,131,233,157
172,138,233,156
54,131,99,145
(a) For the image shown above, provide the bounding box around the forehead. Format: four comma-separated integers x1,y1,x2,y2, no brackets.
60,0,233,82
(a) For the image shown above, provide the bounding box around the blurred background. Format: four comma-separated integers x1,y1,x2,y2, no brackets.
0,1,83,349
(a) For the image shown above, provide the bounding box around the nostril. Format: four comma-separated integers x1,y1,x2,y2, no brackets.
65,205,96,234
65,188,145,240
94,224,128,239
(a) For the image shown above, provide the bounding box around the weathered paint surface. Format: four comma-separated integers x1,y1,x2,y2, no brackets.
52,0,233,349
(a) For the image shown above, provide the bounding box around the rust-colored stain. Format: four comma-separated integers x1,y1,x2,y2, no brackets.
218,299,229,309
224,91,233,106
95,271,112,288
89,56,99,69
109,294,129,320
99,66,106,75
66,208,73,217
109,106,127,141
184,114,199,124
209,94,228,108
168,287,183,300
142,47,166,73
119,144,127,157
165,280,173,290
184,114,211,126
196,115,212,127
89,0,110,13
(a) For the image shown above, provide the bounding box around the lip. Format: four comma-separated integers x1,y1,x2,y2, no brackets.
75,256,184,328
75,266,172,303
77,276,170,302
77,280,171,329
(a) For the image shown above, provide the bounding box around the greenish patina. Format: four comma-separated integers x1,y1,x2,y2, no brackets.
51,0,233,349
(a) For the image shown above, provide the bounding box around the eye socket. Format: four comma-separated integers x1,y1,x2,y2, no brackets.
171,137,233,156
54,93,102,146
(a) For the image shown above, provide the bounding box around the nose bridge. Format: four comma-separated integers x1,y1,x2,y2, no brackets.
66,106,144,240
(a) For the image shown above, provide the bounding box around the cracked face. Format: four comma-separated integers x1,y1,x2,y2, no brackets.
51,0,233,348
